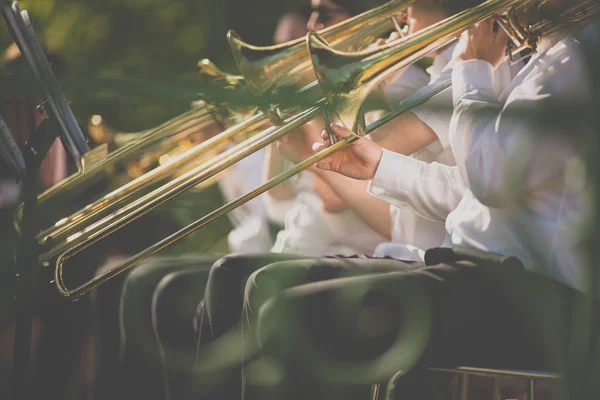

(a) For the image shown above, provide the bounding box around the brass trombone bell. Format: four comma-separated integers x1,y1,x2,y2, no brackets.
228,0,417,101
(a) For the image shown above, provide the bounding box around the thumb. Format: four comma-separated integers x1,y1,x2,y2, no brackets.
330,123,352,140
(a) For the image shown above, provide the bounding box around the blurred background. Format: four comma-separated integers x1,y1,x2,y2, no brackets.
1,0,309,130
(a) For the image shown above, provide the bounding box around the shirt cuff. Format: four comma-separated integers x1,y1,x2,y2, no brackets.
368,149,421,204
452,60,495,106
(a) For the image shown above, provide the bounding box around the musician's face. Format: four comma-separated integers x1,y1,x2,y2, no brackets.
307,0,351,31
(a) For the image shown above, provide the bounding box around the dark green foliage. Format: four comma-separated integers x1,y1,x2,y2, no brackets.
0,0,304,129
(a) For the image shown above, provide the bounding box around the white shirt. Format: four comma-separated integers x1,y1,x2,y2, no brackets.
369,33,590,289
271,191,388,256
267,164,389,255
218,148,274,252
371,44,522,260
377,45,456,260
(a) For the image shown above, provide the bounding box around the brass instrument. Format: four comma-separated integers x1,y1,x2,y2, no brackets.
228,0,415,102
310,0,600,135
28,0,411,254
35,0,415,269
52,0,599,299
13,60,250,235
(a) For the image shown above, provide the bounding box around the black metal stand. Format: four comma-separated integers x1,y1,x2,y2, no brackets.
11,118,59,400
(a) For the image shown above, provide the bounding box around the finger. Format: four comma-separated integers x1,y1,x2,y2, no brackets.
330,123,352,140
315,156,332,169
321,129,329,140
374,38,385,47
312,142,327,152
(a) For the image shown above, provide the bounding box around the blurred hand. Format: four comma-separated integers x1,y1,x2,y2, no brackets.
314,123,383,180
455,18,509,69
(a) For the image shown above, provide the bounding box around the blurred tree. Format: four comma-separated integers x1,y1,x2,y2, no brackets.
0,0,304,130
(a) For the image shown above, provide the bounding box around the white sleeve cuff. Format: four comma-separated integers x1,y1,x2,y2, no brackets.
367,149,421,207
452,60,496,106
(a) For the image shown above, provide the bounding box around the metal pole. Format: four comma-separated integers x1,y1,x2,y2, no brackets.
11,118,59,400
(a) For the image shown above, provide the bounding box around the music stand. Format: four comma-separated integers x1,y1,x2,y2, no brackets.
1,2,91,399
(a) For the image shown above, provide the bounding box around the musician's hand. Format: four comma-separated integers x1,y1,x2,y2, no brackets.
314,123,383,180
455,18,509,69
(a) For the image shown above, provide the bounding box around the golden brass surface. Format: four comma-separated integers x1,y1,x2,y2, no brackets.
228,0,416,101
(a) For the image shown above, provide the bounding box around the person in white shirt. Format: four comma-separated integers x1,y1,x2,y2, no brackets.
188,0,523,397
306,4,523,261
246,5,599,400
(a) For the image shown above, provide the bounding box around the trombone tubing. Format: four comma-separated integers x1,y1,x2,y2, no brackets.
38,80,317,252
229,0,417,95
30,0,410,242
308,0,525,134
38,112,267,248
38,0,408,253
55,82,451,299
38,111,269,262
14,103,214,232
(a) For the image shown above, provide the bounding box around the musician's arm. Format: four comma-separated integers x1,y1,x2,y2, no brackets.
312,170,392,239
263,142,297,201
368,150,466,223
369,111,438,154
312,174,349,213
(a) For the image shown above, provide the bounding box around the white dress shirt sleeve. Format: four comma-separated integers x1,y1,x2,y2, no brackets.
383,65,431,106
368,149,466,223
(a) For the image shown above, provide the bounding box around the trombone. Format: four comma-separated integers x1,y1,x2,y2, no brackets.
35,0,413,261
310,0,600,135
13,60,255,235
53,0,599,299
228,0,414,100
